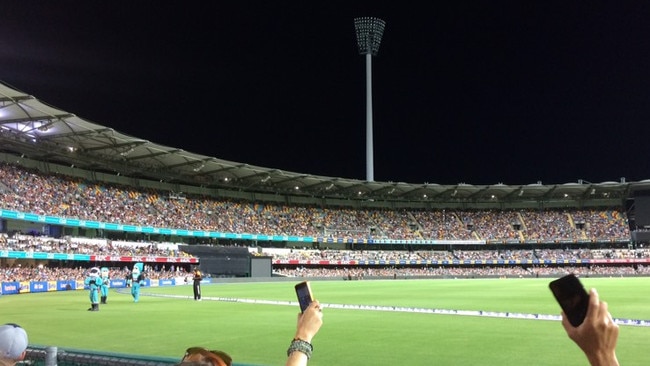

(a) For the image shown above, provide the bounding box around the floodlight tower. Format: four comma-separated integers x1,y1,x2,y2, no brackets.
354,17,385,182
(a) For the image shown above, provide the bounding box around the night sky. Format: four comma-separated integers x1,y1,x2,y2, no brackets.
2,2,650,186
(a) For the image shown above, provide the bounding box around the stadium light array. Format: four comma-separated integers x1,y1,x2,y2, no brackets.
354,17,386,182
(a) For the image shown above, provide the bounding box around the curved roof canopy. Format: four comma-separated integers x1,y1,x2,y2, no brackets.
0,80,646,204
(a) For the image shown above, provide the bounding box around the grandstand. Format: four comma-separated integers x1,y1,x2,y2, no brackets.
1,79,650,282
2,81,649,207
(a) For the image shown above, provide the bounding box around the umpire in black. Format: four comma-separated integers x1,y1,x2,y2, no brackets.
192,268,203,301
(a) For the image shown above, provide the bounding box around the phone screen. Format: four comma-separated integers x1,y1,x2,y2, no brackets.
549,273,590,327
295,281,313,313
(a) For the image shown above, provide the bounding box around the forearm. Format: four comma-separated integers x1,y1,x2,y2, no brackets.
586,351,619,366
285,350,309,366
287,299,322,366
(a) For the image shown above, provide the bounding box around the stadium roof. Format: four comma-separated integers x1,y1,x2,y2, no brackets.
1,80,648,204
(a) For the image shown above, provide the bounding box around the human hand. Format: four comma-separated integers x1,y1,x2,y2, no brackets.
561,288,619,366
294,299,323,343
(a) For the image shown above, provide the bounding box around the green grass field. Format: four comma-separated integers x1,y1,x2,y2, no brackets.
2,277,650,366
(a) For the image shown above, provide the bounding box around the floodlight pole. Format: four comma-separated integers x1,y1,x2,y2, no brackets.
354,17,385,182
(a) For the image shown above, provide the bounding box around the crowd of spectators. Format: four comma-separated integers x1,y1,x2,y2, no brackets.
266,247,650,262
3,231,648,266
0,162,647,283
0,163,630,242
2,259,649,284
0,263,191,283
273,264,650,278
0,233,193,258
0,232,649,282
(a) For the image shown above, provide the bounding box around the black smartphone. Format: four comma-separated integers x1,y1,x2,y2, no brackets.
549,273,590,327
295,281,313,313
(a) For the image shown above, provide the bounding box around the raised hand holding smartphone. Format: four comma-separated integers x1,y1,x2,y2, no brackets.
549,273,590,327
295,281,313,313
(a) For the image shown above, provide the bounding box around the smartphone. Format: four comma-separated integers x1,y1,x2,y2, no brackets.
549,273,590,327
295,281,314,313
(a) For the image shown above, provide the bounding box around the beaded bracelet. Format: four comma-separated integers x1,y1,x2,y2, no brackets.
287,338,313,359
